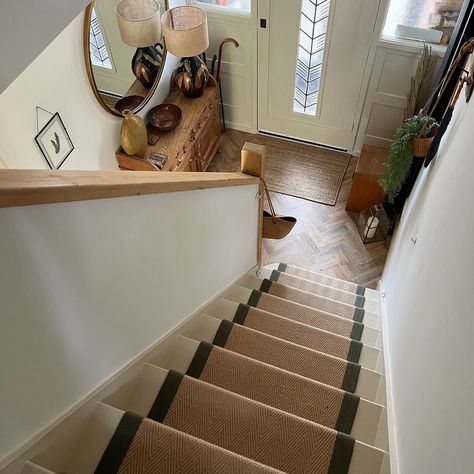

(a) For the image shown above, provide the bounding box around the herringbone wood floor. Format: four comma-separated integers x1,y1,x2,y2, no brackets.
209,130,389,289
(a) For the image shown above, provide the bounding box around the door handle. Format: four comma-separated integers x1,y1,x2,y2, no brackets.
260,18,267,28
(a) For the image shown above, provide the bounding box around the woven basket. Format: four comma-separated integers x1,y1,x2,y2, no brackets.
261,179,296,240
411,124,439,158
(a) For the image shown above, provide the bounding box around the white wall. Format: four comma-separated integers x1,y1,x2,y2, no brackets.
354,39,445,153
0,0,90,94
0,12,177,171
382,91,474,473
0,184,259,466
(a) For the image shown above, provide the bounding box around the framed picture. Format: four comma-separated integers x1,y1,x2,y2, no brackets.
35,113,74,169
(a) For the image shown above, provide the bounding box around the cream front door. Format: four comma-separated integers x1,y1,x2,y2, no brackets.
257,0,379,149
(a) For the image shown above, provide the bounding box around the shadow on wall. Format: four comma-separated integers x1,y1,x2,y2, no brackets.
0,11,177,171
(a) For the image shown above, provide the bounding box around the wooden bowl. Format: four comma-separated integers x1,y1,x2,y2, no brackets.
148,104,182,132
114,95,145,114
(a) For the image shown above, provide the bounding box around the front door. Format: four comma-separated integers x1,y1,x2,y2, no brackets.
257,0,379,149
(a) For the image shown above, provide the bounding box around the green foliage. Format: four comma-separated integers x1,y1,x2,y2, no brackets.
379,115,437,202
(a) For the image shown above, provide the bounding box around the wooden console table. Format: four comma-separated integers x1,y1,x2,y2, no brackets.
346,145,387,212
116,84,221,172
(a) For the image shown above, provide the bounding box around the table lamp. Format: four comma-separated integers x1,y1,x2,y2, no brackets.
116,0,164,89
161,6,210,98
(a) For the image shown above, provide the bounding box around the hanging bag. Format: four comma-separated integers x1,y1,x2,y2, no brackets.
261,179,297,239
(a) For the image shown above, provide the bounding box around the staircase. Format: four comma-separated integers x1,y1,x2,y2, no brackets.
26,263,389,474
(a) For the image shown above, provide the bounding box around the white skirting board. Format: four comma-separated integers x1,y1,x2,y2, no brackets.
379,279,399,474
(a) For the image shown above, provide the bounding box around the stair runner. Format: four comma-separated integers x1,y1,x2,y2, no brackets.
71,264,385,474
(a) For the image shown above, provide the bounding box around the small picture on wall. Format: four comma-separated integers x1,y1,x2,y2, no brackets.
35,113,74,169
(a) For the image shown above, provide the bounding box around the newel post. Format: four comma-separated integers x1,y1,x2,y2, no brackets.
241,142,265,268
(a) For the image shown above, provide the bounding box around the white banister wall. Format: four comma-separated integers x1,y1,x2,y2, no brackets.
0,184,259,465
381,92,474,473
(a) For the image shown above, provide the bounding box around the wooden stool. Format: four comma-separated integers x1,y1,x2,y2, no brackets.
346,145,387,213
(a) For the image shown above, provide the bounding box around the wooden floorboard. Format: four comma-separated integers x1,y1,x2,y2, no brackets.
209,130,389,289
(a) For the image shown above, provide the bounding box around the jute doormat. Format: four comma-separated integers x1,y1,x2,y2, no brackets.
149,371,355,474
249,134,351,206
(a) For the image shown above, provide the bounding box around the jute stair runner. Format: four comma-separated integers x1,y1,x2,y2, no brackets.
212,320,361,392
95,412,282,474
232,303,363,363
186,342,360,434
277,264,363,295
147,371,355,474
256,279,365,322
244,290,364,340
268,270,364,307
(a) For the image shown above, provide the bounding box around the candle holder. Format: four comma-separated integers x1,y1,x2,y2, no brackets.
357,204,390,244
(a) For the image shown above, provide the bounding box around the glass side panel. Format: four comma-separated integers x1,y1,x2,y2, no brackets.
89,8,112,69
293,0,331,116
194,0,251,13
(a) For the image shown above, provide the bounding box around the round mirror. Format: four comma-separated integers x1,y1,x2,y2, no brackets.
84,0,169,117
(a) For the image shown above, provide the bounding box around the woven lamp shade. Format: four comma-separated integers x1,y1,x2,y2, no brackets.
116,0,162,48
161,6,209,57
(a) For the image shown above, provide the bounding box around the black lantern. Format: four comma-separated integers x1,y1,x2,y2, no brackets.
357,204,390,244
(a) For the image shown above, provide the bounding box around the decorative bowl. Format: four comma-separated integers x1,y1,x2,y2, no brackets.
114,95,145,114
148,103,182,132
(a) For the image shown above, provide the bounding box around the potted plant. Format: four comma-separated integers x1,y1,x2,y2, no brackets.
379,115,438,203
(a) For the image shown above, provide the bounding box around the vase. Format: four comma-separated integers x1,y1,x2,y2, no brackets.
131,44,164,89
120,109,147,158
174,56,209,98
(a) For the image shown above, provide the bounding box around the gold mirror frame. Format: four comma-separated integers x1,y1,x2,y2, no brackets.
84,0,169,117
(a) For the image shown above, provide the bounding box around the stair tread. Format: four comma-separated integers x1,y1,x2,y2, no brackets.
229,303,364,363
269,263,368,295
239,275,368,322
96,411,283,473
148,371,357,474
259,268,365,306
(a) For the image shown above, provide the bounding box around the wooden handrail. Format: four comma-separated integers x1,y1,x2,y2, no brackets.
0,169,259,208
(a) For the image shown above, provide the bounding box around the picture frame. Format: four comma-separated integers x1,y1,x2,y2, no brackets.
34,113,74,169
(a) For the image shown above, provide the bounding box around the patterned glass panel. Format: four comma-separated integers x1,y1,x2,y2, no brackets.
89,8,112,69
293,0,331,115
383,0,463,38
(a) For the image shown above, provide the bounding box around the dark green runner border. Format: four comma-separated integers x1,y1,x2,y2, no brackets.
335,392,360,434
354,295,366,308
356,285,365,296
259,278,273,293
341,362,361,393
247,289,262,307
213,319,234,347
233,303,251,325
269,270,281,282
347,340,363,364
186,342,213,379
350,321,364,341
353,307,365,323
95,411,143,474
148,370,183,423
328,431,355,474
277,263,288,272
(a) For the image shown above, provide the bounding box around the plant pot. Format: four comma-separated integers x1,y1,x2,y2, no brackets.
411,124,439,157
